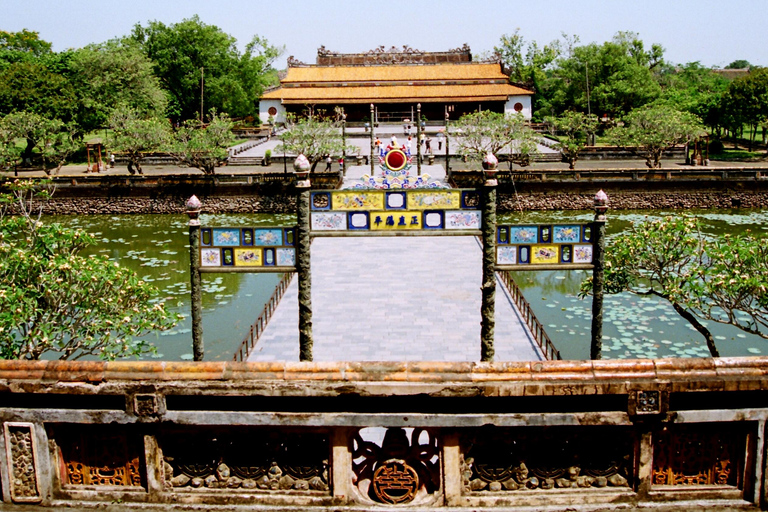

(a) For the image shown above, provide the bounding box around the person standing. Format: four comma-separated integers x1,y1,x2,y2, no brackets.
325,155,332,171
425,136,432,154
437,131,444,151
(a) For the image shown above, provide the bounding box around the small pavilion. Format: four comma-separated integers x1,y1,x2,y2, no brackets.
259,45,534,124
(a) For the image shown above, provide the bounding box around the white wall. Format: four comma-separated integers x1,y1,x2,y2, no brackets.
259,100,287,125
504,95,533,119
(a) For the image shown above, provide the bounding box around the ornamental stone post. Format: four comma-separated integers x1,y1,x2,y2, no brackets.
590,190,608,360
186,195,204,361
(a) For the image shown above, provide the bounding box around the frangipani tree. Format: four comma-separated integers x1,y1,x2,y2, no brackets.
0,111,77,174
275,113,354,172
545,111,599,169
581,216,768,357
108,106,171,175
451,111,538,167
171,111,235,175
607,104,706,168
0,181,178,360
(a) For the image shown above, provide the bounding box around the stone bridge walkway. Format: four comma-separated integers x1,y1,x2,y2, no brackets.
246,235,544,363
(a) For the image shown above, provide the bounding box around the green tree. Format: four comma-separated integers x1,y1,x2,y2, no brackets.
451,110,538,167
655,62,729,134
67,42,168,133
0,29,52,69
544,111,599,169
130,16,281,121
275,113,353,172
0,111,77,174
721,68,768,150
170,111,235,175
607,104,705,168
0,181,177,360
581,216,768,357
545,32,664,118
725,60,751,69
107,107,170,175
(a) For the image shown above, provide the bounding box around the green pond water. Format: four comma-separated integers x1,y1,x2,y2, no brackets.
55,208,768,362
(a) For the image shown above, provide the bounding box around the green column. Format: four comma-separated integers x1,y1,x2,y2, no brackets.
590,190,608,360
296,179,313,361
341,117,347,175
186,196,204,361
444,112,450,178
480,177,497,362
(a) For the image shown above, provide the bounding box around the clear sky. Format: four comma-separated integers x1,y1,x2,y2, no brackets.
2,0,766,69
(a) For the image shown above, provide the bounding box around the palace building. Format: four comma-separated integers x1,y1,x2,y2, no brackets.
259,45,534,124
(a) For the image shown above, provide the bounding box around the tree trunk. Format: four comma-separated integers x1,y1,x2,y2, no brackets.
672,302,720,357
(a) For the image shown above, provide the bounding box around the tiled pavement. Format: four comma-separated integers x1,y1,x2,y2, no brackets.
246,236,544,362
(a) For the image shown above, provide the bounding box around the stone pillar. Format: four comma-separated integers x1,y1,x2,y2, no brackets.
331,427,354,504
590,190,608,360
370,104,375,175
442,431,463,506
186,196,204,361
341,115,347,175
296,179,313,361
636,429,653,499
416,103,422,176
480,170,497,362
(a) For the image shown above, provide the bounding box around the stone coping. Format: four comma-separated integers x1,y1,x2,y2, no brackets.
0,358,766,392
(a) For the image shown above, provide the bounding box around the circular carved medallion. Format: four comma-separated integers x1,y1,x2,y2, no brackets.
514,102,523,112
372,459,419,504
268,106,278,116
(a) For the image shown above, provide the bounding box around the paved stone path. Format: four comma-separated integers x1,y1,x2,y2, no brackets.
246,236,544,362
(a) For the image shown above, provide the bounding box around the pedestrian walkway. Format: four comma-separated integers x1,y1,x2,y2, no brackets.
246,236,544,362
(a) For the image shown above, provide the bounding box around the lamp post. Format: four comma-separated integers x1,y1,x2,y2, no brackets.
370,103,375,174
590,190,608,360
416,103,422,176
294,154,313,361
186,195,204,361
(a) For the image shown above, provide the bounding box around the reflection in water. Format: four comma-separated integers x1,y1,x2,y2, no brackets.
51,209,767,361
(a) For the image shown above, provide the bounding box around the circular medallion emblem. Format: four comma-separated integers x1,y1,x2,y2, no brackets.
372,459,419,505
384,149,408,172
514,102,523,112
268,106,278,116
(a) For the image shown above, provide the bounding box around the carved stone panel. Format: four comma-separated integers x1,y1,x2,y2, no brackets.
652,423,743,487
159,428,329,493
461,426,632,493
3,422,42,503
55,425,143,488
352,427,440,505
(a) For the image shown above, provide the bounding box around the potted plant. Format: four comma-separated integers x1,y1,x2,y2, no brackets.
263,149,272,166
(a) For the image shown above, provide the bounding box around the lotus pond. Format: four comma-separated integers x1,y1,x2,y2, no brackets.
56,208,768,361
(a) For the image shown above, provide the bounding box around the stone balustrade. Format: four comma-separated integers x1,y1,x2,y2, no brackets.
0,358,766,510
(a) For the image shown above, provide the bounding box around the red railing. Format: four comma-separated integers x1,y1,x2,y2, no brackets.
497,270,562,360
233,272,295,362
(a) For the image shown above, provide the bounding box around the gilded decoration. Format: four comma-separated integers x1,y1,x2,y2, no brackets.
353,428,440,505
4,423,41,502
161,429,329,493
461,427,631,492
652,423,741,487
56,426,143,487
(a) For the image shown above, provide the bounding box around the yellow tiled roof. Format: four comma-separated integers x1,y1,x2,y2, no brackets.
262,83,531,104
280,62,513,83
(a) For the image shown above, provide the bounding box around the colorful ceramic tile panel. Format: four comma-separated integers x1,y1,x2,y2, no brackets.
200,248,221,267
276,248,296,267
553,225,581,244
445,210,481,230
573,244,594,263
531,245,559,264
234,248,262,266
406,190,461,210
508,226,538,244
311,212,348,231
212,228,241,246
497,246,517,265
370,211,422,230
331,191,385,210
252,229,283,246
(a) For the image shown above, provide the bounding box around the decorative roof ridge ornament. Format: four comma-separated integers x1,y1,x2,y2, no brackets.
287,56,309,67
